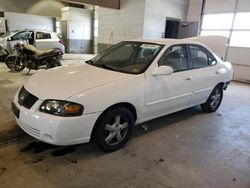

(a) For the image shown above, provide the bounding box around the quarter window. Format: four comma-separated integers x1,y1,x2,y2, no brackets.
189,45,209,69
158,45,188,72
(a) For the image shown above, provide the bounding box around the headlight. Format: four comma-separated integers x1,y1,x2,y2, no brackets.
39,100,83,117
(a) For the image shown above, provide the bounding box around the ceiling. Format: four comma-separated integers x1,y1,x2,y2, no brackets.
62,0,120,9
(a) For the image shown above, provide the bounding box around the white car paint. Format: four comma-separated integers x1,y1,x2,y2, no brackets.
0,30,65,54
12,37,233,146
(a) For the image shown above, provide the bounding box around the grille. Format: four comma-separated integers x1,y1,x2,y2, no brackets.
18,87,38,109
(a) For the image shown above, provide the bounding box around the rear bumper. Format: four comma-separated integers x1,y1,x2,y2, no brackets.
223,81,231,90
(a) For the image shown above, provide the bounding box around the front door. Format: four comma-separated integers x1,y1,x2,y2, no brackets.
144,44,192,121
8,31,29,53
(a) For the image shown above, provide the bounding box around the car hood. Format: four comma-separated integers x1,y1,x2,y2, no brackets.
24,63,133,100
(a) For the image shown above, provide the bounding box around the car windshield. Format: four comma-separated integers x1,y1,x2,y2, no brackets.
86,41,163,74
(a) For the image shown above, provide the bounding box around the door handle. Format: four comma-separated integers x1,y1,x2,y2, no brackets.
185,76,192,80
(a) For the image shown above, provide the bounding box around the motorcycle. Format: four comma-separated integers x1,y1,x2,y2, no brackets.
0,45,9,62
5,43,62,74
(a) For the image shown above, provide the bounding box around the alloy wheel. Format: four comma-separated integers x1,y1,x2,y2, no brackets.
104,115,129,145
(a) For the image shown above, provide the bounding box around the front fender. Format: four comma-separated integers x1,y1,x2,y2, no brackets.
67,74,145,124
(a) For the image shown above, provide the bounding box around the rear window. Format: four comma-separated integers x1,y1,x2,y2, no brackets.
36,32,51,39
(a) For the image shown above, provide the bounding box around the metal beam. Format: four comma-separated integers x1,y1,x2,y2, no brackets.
62,0,120,9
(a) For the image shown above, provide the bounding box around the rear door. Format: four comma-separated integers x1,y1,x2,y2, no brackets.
35,31,53,50
187,44,219,106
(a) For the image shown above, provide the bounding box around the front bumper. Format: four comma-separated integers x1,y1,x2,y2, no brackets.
13,91,101,146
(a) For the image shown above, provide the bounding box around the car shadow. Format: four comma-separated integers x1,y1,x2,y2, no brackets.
17,106,203,159
133,106,203,138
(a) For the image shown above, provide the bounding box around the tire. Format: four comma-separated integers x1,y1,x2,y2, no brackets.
201,84,223,113
94,107,134,152
5,56,25,71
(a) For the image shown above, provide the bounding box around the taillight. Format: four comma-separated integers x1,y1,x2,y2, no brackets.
59,39,64,45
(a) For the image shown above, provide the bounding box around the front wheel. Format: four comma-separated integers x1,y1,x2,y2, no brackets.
201,85,223,113
94,107,134,152
5,56,25,71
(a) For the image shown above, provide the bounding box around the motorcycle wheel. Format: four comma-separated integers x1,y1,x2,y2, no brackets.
5,56,25,71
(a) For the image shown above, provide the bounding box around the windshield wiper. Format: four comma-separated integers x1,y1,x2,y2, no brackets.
98,63,118,71
86,60,118,72
85,59,94,64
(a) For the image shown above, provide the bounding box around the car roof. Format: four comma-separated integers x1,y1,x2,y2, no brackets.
13,29,55,34
127,38,205,46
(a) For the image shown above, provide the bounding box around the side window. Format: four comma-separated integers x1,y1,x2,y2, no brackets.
158,45,189,72
189,45,209,69
36,32,51,39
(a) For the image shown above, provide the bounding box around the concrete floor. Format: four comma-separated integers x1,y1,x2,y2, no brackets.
0,56,250,188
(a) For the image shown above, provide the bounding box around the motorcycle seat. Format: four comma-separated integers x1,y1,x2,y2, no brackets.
35,49,56,57
24,45,57,57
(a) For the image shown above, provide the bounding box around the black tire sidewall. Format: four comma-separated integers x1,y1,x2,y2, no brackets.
5,56,16,69
5,56,24,71
94,107,134,152
203,85,223,112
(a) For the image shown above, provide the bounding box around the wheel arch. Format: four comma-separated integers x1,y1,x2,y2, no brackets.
217,82,226,90
90,102,137,141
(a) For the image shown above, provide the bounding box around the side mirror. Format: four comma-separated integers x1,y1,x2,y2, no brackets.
7,36,12,41
152,66,173,76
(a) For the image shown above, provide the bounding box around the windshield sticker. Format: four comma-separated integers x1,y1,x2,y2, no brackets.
141,44,160,49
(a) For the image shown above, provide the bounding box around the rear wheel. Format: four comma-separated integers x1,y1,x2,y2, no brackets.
5,56,25,71
201,85,223,112
94,107,134,152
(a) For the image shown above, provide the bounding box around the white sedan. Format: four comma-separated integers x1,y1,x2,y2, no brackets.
12,36,233,152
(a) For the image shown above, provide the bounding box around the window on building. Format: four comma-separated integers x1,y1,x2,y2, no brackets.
201,12,250,48
56,21,61,34
202,13,234,30
230,31,250,47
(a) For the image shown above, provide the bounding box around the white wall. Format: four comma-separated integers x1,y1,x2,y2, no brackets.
0,18,6,33
5,12,54,31
186,0,203,22
0,0,65,17
98,0,189,45
61,7,92,40
98,0,145,45
143,0,189,38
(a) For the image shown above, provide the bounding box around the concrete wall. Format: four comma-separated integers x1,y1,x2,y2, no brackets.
5,12,54,31
98,0,189,52
61,7,93,53
143,0,189,38
98,0,145,52
186,0,203,22
0,0,66,18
